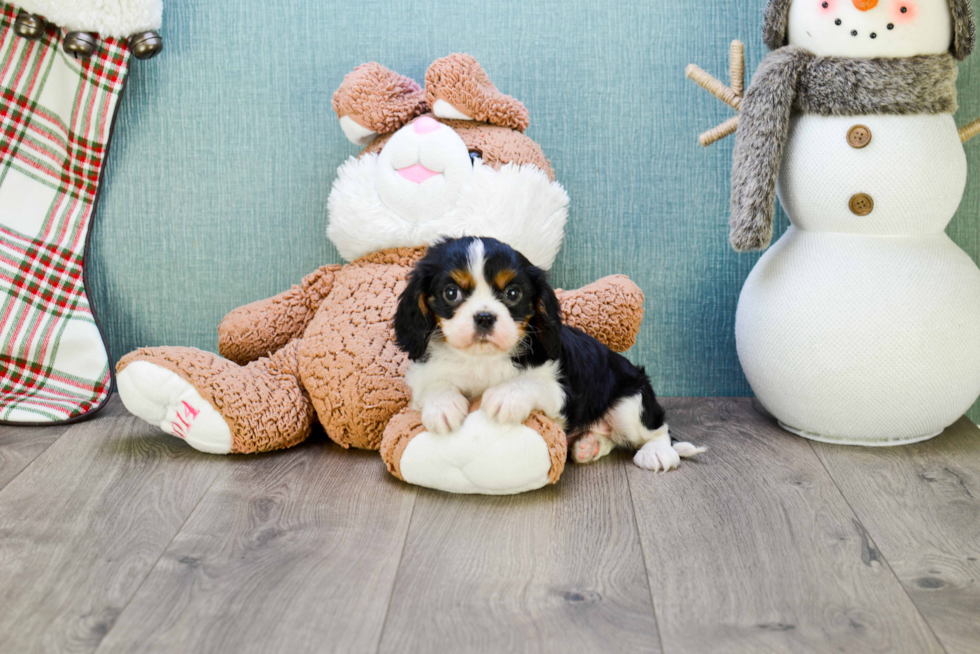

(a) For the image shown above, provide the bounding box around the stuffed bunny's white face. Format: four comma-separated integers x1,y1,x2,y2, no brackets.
375,117,476,225
788,0,953,57
327,117,569,271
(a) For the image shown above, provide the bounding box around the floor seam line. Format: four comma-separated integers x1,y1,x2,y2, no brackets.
90,462,224,654
374,486,419,654
0,425,74,496
624,455,667,654
806,439,949,654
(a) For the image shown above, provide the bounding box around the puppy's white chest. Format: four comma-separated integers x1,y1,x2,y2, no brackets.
441,351,519,397
408,344,520,401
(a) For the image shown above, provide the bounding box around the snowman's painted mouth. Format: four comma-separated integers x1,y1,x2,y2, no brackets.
397,163,442,184
833,17,896,38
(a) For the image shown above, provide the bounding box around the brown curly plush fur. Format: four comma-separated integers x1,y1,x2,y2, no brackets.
119,244,644,453
332,63,428,134
117,55,646,488
218,264,341,365
292,249,641,450
557,275,645,352
425,54,530,131
297,247,423,450
117,342,314,454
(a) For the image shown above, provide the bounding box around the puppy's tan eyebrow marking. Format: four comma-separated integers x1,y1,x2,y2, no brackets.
494,269,516,289
450,269,475,291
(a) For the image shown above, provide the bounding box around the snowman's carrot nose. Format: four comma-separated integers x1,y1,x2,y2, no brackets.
852,0,879,10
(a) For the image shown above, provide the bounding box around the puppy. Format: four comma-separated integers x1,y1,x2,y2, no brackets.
393,236,704,471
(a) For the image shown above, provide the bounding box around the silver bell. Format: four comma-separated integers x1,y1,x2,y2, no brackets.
63,32,98,59
129,31,163,60
13,12,47,40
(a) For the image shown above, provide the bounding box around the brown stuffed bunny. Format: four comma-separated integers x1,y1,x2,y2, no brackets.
115,55,645,493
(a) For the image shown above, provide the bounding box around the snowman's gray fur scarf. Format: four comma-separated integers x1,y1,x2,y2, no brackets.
730,48,959,251
763,0,976,61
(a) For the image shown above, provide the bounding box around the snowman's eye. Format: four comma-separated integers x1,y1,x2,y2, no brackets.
822,1,828,7
891,1,916,24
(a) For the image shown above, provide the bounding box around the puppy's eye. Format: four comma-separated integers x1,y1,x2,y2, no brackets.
443,285,463,305
504,285,523,305
468,150,483,164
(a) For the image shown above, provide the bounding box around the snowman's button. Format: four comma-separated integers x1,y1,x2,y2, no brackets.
847,125,872,149
849,193,874,216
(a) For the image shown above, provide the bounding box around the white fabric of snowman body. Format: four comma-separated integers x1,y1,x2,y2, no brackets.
700,0,980,445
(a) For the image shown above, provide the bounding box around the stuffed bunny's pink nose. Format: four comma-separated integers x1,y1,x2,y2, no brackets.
413,116,441,134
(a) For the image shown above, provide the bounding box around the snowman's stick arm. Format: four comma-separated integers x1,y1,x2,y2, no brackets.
700,116,740,147
730,40,745,97
960,117,980,144
686,64,741,111
687,40,745,147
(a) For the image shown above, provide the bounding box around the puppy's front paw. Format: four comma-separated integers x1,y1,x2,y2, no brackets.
483,384,534,425
422,393,469,435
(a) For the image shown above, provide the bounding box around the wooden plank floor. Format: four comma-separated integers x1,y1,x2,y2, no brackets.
0,395,977,654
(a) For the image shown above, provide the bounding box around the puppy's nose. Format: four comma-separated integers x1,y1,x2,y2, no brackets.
474,312,497,332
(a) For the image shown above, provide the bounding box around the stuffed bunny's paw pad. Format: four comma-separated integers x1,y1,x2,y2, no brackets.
399,410,554,494
117,361,232,454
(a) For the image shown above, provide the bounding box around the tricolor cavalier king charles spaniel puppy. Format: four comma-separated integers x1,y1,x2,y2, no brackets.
394,237,704,471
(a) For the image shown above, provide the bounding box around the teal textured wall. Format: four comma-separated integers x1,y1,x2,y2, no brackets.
90,0,980,416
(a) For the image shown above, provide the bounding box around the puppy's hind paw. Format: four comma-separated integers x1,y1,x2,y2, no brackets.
570,432,615,464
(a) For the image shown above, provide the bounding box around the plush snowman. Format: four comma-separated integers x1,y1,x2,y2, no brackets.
690,0,980,444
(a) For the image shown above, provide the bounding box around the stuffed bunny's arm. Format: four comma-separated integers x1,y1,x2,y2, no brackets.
218,264,342,365
556,275,645,353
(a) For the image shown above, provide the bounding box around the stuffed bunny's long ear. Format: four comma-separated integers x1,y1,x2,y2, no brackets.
425,54,530,131
332,63,428,146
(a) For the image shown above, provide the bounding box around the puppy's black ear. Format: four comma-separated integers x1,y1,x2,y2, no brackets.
394,268,437,361
530,267,563,360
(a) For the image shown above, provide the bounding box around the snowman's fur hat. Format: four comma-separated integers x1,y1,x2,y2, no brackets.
762,0,976,60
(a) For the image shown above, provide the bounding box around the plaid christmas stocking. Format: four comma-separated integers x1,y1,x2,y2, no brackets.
0,1,159,424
